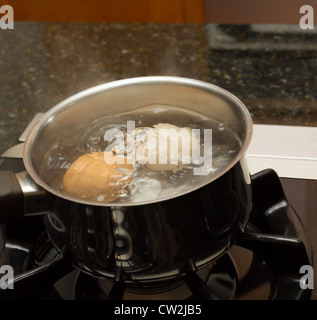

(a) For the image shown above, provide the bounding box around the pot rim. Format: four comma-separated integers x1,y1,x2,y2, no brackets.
23,76,253,207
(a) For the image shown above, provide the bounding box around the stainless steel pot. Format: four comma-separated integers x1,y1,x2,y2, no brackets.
0,76,253,282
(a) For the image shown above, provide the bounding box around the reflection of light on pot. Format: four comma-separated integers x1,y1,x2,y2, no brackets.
46,211,66,233
112,208,133,263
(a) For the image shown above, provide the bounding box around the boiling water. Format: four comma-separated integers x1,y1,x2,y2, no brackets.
40,105,242,204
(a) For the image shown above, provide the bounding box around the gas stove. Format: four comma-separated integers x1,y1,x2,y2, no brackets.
0,155,313,300
0,116,315,300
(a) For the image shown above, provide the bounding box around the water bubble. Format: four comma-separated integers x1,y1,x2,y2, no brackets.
88,136,101,145
97,195,105,201
218,122,225,131
117,189,128,197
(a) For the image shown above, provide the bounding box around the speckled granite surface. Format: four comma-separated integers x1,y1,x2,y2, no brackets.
0,22,211,155
0,22,316,155
207,24,317,126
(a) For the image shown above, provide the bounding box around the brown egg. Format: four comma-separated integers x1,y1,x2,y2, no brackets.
62,151,133,202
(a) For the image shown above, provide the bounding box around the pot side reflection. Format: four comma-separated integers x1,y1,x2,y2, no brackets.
44,160,251,282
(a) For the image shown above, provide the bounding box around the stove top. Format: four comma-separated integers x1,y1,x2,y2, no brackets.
0,156,314,300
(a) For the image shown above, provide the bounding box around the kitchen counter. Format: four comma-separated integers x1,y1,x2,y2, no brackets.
0,22,316,155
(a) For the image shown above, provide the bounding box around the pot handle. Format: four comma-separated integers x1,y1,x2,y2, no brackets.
0,171,24,224
0,170,48,224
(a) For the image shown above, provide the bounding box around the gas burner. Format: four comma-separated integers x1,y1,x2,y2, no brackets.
0,157,313,300
49,201,312,300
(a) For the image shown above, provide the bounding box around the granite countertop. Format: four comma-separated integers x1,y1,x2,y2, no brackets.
0,22,316,155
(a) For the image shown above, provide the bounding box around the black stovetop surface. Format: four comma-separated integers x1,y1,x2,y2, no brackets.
0,156,315,300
